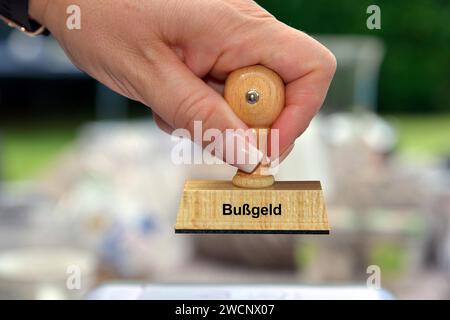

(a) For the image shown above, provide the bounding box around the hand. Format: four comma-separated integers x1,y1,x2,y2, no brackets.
30,0,336,171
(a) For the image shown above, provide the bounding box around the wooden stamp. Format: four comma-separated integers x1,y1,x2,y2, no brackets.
175,65,330,234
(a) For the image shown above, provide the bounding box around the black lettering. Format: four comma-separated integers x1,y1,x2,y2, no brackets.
261,207,268,215
274,204,281,215
223,204,232,215
252,206,260,219
243,203,250,215
222,204,282,217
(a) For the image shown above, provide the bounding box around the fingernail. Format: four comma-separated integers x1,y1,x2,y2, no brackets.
220,130,263,173
279,143,295,162
271,143,295,166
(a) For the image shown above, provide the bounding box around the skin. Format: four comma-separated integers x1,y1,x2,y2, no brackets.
29,0,336,170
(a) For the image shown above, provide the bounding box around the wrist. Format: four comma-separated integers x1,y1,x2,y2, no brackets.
29,0,50,26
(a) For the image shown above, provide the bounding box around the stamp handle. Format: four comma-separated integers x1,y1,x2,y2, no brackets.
224,65,285,188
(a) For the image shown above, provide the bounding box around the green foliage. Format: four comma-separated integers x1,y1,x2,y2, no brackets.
1,123,78,181
370,243,406,275
387,114,450,158
294,242,317,269
257,0,450,113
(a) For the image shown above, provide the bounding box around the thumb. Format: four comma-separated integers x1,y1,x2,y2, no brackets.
138,46,262,173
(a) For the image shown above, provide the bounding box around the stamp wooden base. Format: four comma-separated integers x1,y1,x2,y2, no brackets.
175,180,330,234
174,65,330,235
232,169,274,189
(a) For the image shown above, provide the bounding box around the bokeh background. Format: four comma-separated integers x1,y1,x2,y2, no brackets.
0,0,449,299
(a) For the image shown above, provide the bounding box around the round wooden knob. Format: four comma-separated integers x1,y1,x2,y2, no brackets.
224,65,285,188
224,65,285,128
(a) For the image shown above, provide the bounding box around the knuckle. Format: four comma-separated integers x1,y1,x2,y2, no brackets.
173,91,214,131
322,48,337,76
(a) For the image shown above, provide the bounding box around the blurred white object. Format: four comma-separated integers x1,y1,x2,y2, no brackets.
276,115,333,196
0,248,97,299
324,112,397,153
7,30,44,62
43,121,191,277
88,283,393,300
318,36,385,113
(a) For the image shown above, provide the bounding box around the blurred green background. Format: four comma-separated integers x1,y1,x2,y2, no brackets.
260,0,450,113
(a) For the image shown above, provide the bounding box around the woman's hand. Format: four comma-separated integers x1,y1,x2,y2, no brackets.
30,0,336,172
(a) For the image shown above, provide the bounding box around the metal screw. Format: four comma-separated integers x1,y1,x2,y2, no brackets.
246,90,260,104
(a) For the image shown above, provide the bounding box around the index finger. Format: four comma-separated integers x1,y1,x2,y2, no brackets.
263,29,337,156
210,24,336,156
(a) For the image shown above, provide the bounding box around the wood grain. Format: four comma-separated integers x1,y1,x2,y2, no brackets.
224,65,285,188
224,65,285,128
175,66,330,234
175,180,330,233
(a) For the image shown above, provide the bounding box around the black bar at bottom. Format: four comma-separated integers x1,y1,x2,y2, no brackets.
175,229,330,234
